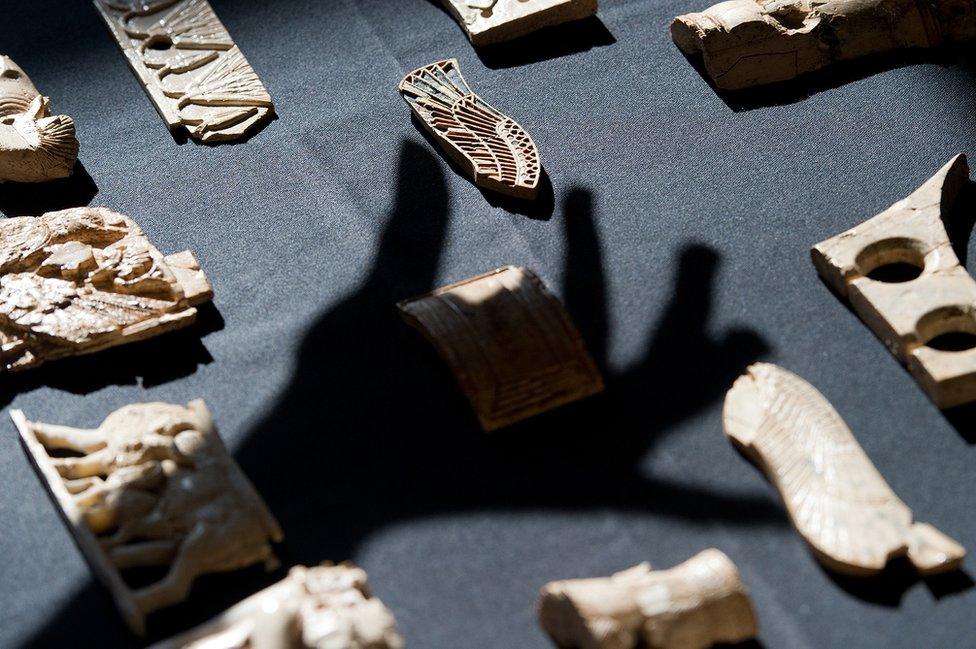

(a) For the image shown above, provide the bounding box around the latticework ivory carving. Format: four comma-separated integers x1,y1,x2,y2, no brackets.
724,363,965,576
150,563,404,649
398,266,603,431
0,207,213,372
0,55,78,182
94,0,274,143
537,549,758,649
399,59,541,200
812,154,976,409
13,400,284,635
671,0,976,90
438,0,598,46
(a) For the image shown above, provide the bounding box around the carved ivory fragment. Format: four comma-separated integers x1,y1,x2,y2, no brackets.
150,563,404,649
400,59,542,199
398,266,603,431
725,363,965,576
438,0,599,45
94,0,274,142
537,549,758,649
0,207,213,372
0,55,78,182
671,0,976,90
812,154,976,408
13,400,284,635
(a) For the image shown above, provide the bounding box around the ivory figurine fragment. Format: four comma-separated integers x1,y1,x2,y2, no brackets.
537,549,758,649
398,266,603,431
724,363,965,576
438,0,598,46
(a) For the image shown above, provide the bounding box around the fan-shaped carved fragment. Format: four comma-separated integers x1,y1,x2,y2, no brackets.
398,266,603,431
724,363,965,576
538,549,758,649
399,59,542,199
439,0,598,46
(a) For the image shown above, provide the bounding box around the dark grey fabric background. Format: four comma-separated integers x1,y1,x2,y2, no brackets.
2,0,976,647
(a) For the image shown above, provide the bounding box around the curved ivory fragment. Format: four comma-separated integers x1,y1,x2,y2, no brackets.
13,400,284,635
724,363,965,576
398,266,603,431
149,563,404,649
93,0,274,142
537,549,758,649
438,0,598,46
812,154,976,408
399,59,542,199
671,0,976,90
0,55,78,182
0,207,213,372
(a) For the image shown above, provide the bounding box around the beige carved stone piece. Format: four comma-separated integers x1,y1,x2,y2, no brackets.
812,154,976,409
438,0,599,46
94,0,274,142
399,59,541,200
671,0,976,90
398,266,603,431
149,563,404,649
13,400,284,635
0,207,213,372
537,549,758,649
725,363,965,576
0,55,78,182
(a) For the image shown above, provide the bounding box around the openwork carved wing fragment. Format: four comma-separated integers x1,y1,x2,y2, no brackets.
439,0,599,45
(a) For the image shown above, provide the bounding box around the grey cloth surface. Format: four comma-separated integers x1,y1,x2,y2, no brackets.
2,0,976,647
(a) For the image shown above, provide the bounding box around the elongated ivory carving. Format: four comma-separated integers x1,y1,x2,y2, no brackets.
671,0,976,90
0,207,213,372
398,266,603,431
399,59,542,199
149,563,404,649
0,55,78,182
812,154,976,408
13,400,284,635
537,549,758,649
725,363,965,576
438,0,598,45
94,0,274,142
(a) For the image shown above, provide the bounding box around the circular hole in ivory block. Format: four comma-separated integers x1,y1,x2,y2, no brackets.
855,237,926,283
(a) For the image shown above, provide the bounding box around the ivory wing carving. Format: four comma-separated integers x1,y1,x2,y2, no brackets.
439,0,599,46
724,363,965,576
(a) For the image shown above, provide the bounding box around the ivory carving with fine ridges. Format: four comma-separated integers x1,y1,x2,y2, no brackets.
537,549,758,649
724,363,965,576
13,401,284,635
812,154,976,408
398,266,603,431
399,59,541,199
438,0,598,45
94,0,274,142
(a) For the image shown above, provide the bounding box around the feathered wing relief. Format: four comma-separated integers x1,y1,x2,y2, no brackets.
724,363,965,576
93,0,274,142
399,59,541,199
439,0,599,46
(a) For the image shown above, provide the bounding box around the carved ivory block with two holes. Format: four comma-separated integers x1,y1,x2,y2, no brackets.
94,0,274,143
0,55,78,182
537,549,758,649
812,154,976,409
13,400,284,635
398,266,603,431
725,363,965,576
438,0,598,46
399,59,542,200
671,0,976,90
150,563,404,649
0,207,213,372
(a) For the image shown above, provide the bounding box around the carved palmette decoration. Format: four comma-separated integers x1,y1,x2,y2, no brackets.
813,154,976,408
0,55,78,182
399,59,541,199
438,0,599,46
398,266,603,431
538,549,758,649
0,207,213,372
149,563,404,649
94,0,274,142
13,400,284,635
724,363,965,576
